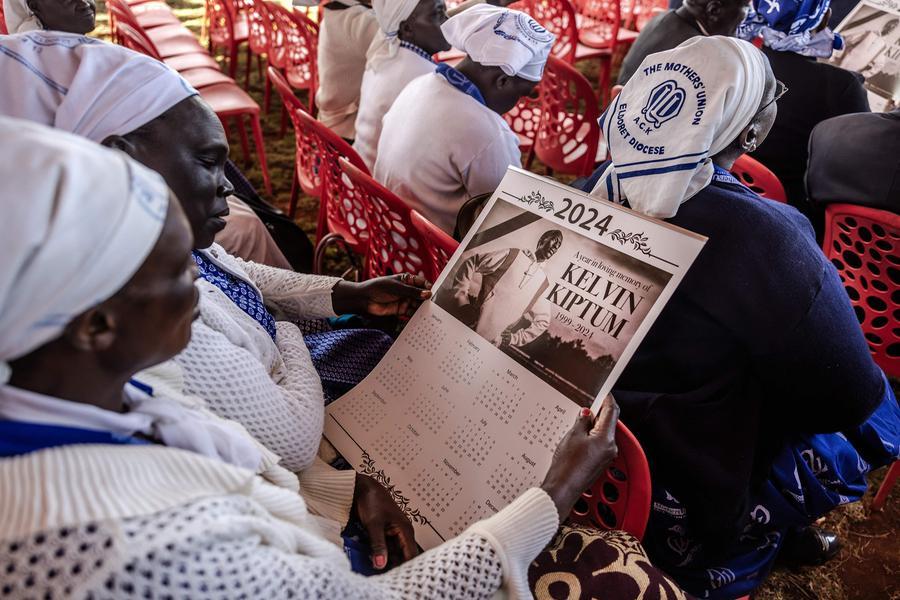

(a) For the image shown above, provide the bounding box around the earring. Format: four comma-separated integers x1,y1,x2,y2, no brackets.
746,143,757,153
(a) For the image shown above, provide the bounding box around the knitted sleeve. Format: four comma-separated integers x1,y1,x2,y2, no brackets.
4,490,557,600
237,258,342,321
176,317,325,473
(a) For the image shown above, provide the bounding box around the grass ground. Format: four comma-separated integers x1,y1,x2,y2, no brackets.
94,4,899,597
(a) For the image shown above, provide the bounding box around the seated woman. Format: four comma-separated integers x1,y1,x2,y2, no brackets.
0,32,434,545
579,36,899,599
0,117,691,599
738,0,870,208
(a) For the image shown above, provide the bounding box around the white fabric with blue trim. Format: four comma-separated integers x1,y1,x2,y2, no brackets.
441,4,555,82
2,0,41,33
0,31,198,142
365,0,420,73
0,117,170,382
589,36,767,218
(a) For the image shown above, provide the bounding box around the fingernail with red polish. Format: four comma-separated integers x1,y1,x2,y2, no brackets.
373,555,387,569
581,408,592,417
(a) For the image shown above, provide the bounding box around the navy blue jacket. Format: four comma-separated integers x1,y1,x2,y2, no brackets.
578,165,885,546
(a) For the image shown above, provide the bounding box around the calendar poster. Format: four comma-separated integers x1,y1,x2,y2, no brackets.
325,168,706,549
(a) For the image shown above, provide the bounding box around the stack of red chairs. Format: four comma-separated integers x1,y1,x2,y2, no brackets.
264,2,318,116
107,0,271,193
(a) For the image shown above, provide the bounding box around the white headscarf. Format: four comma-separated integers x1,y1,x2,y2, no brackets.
0,31,198,142
2,0,41,33
589,36,768,218
441,5,555,82
0,116,170,381
365,0,421,72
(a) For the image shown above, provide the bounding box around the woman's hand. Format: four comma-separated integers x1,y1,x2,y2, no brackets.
332,274,432,318
353,473,420,570
540,395,620,520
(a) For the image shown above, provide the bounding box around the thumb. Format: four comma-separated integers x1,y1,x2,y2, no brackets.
366,519,389,570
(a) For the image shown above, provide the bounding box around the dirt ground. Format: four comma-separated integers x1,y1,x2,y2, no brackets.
94,5,899,597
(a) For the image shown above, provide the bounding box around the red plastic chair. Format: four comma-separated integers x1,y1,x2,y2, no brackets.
111,16,222,74
108,0,210,59
730,154,787,203
267,66,368,219
409,210,460,282
206,0,249,79
570,0,620,99
265,3,317,116
821,203,900,378
123,1,182,30
336,157,430,280
245,0,273,86
0,1,7,34
535,56,602,176
567,420,651,540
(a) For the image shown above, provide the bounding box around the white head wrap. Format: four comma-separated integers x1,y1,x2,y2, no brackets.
365,0,422,72
589,36,768,218
441,5,555,82
0,31,198,142
0,116,170,382
2,0,41,33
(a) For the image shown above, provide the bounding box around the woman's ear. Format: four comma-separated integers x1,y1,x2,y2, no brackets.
64,307,118,352
739,121,760,154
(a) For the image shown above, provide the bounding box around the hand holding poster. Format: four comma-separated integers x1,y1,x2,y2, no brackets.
831,0,900,106
325,168,706,549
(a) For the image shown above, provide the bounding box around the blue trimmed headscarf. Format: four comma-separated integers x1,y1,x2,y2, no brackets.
738,0,844,58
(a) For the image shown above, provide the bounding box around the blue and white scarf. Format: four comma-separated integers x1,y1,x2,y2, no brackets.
589,36,767,218
738,0,843,58
435,62,487,106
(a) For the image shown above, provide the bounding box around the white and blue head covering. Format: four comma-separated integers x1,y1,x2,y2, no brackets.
0,116,170,382
738,0,843,58
589,36,768,218
441,4,555,81
2,0,41,33
0,31,198,142
365,0,422,72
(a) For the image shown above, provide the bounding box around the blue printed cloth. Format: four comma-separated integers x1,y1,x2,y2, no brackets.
303,324,394,403
644,380,900,599
193,251,278,341
739,0,843,57
435,62,487,106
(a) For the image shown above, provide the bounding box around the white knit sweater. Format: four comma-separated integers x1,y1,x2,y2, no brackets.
146,244,340,476
0,445,559,599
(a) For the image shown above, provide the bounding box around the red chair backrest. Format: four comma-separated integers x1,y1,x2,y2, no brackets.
535,56,601,176
269,67,370,250
409,210,460,282
821,203,900,378
267,3,318,100
730,154,787,203
206,0,237,46
336,157,430,280
503,94,543,153
107,0,165,60
567,420,651,540
571,0,621,51
0,1,8,34
246,0,272,55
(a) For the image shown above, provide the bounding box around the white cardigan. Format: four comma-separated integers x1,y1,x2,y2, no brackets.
374,73,522,233
315,2,379,139
147,244,341,476
0,444,559,599
352,46,438,171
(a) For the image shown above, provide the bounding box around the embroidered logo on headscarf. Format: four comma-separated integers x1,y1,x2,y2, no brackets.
492,12,553,47
641,80,686,129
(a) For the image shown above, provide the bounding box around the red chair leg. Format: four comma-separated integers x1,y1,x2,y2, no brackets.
264,74,272,113
250,114,272,195
228,43,239,79
244,45,253,90
873,461,899,511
